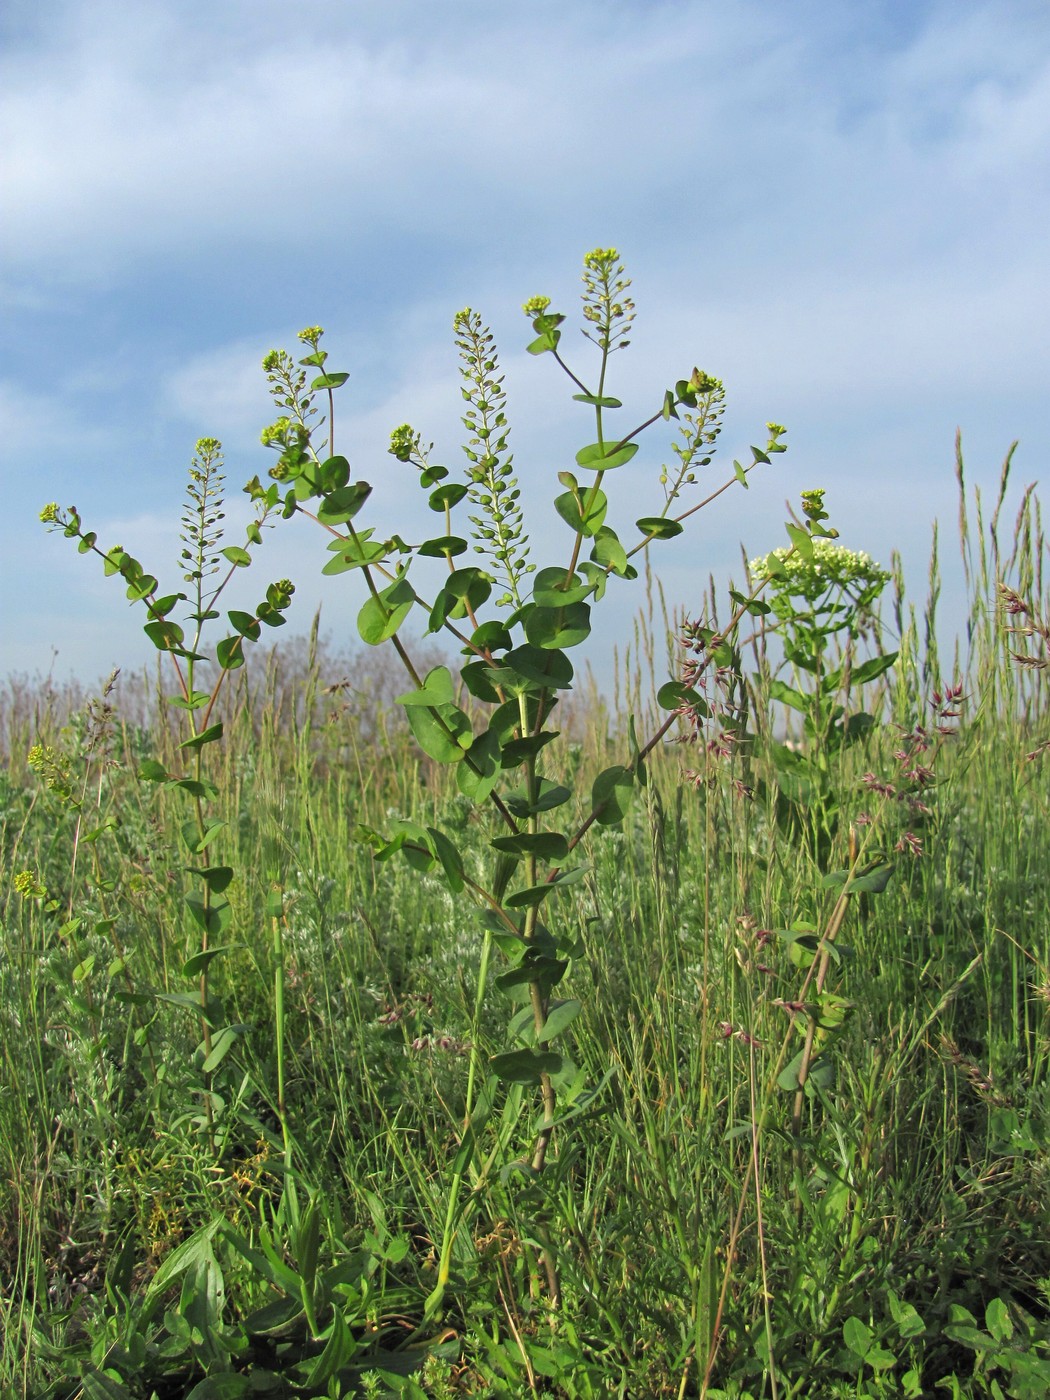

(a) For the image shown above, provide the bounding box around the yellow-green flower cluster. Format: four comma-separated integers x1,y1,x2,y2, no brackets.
388,423,419,464
40,502,61,524
28,743,78,804
260,416,293,448
522,295,551,317
750,540,890,604
13,869,46,900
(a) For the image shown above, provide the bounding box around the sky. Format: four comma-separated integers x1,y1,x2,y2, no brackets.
2,0,1048,694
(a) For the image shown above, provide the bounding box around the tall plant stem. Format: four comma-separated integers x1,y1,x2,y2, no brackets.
271,887,292,1172
426,924,497,1322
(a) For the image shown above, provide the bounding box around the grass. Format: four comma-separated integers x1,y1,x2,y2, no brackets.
1,446,1049,1398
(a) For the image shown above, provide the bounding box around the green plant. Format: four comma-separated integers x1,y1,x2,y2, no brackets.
22,254,1048,1399
42,441,295,1148
252,247,793,1318
748,494,896,858
941,1296,1050,1398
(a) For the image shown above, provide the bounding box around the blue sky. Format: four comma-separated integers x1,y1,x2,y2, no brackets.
3,0,1048,688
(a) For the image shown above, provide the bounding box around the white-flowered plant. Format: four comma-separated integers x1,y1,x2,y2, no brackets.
750,539,890,613
745,486,898,861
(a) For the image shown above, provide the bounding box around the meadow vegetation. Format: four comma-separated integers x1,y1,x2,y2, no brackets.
2,251,1049,1398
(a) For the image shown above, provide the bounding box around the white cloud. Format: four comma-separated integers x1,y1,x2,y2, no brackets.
4,0,1050,684
3,0,1042,284
163,338,277,440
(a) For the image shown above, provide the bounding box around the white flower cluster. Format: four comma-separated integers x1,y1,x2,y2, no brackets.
750,540,889,603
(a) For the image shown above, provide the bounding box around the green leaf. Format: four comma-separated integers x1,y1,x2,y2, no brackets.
524,602,591,650
147,592,183,618
240,1295,304,1336
554,481,607,537
821,862,895,895
457,729,502,802
72,954,95,984
124,571,158,602
850,652,899,684
358,578,414,644
228,611,260,641
182,945,235,978
144,1215,224,1301
197,865,234,893
427,826,466,894
577,561,608,602
496,952,568,998
526,329,561,355
181,819,226,853
537,998,582,1043
815,993,854,1030
985,1297,1014,1344
138,759,169,781
222,546,251,567
405,702,472,764
143,619,185,652
843,1317,873,1359
571,393,622,407
460,661,502,703
590,526,631,576
155,991,224,1027
293,460,322,500
167,776,219,799
178,723,223,751
468,619,512,653
184,1372,253,1399
318,454,351,489
322,529,388,574
657,681,710,716
490,832,570,861
310,371,349,389
396,665,455,708
575,440,640,471
428,481,469,512
505,865,588,908
636,516,684,541
733,460,749,487
728,589,770,617
785,522,814,558
778,1049,834,1093
317,481,371,525
501,730,560,768
768,679,809,713
429,567,493,629
216,635,245,670
496,643,574,692
490,1049,564,1084
865,1347,897,1373
417,534,468,558
887,1291,927,1340
591,765,634,826
185,895,232,937
532,566,591,606
79,1372,130,1400
168,690,210,711
505,780,571,817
